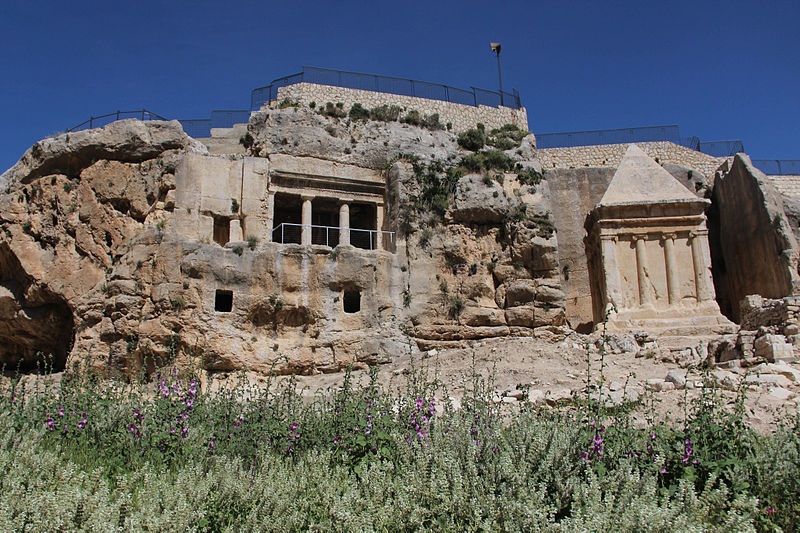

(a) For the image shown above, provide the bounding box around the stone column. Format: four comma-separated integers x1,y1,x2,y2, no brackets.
338,202,350,246
375,204,385,250
661,233,680,306
599,233,623,313
633,234,652,307
690,230,714,302
265,192,275,243
301,195,313,246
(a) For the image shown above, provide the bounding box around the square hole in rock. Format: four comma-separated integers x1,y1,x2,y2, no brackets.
343,290,361,313
215,289,233,312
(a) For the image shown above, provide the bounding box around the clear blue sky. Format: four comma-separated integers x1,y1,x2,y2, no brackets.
1,0,797,173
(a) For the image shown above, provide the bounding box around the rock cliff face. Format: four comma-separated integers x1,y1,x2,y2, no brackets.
0,109,565,376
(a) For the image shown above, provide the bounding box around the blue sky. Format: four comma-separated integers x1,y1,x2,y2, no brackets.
1,0,797,173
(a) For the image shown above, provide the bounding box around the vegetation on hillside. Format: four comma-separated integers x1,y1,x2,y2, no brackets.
0,343,797,531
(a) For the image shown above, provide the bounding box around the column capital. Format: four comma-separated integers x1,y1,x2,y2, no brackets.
660,233,677,242
690,229,708,239
300,194,314,202
632,233,647,242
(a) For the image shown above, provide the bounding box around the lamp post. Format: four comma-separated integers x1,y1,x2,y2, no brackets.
490,42,504,107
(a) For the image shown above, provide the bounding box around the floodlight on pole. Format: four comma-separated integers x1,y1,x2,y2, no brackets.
490,42,504,107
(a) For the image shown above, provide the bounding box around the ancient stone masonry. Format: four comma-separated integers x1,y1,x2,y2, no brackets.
585,146,734,336
275,83,529,135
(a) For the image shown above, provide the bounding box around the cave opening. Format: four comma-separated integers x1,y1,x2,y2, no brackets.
0,243,73,373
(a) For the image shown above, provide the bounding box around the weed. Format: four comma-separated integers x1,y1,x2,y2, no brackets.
171,296,186,311
232,246,244,256
238,133,254,149
231,198,239,214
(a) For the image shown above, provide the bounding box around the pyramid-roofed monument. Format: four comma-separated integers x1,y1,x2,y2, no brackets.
586,145,735,335
599,144,699,205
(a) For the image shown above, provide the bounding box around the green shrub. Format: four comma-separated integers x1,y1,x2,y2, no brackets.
238,133,254,149
348,103,370,121
247,236,259,250
320,102,347,118
399,110,421,126
231,198,239,214
482,149,514,171
171,296,186,311
232,245,244,256
457,128,486,151
447,296,465,318
277,98,299,109
369,105,402,122
421,113,443,130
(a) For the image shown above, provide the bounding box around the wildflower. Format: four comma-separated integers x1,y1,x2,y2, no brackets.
45,415,55,431
182,426,188,439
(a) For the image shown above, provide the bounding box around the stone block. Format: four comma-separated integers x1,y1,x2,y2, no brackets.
665,370,687,389
754,334,793,362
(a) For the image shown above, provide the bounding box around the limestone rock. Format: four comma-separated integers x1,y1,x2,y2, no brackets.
451,174,510,224
1,120,199,191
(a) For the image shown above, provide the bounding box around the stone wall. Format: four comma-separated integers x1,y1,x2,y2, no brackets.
274,83,529,135
546,167,615,331
537,141,728,177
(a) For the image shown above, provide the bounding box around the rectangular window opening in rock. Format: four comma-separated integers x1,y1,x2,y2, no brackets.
272,193,303,244
311,197,341,247
349,203,376,250
343,290,361,313
215,290,233,312
213,217,231,246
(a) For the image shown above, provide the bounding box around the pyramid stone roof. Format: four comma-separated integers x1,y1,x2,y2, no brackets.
599,144,696,206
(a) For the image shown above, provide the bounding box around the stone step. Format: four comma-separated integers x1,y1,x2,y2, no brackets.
196,137,246,155
210,123,248,139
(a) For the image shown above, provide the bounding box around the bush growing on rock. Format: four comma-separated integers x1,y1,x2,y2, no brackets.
457,127,487,151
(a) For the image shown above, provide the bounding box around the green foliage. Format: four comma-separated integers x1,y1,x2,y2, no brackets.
238,133,254,149
459,149,514,173
320,102,347,118
232,245,244,256
276,98,299,109
487,123,529,150
63,181,76,193
348,103,370,121
419,228,433,248
170,296,186,311
369,104,402,122
516,163,544,186
399,109,421,126
231,198,239,214
0,348,798,531
421,112,443,130
457,127,487,151
247,236,259,250
446,295,465,318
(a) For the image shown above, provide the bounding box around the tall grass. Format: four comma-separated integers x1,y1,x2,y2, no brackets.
0,354,797,531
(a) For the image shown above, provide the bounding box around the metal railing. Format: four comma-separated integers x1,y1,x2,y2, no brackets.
698,140,745,157
535,125,685,149
271,223,395,251
753,160,800,176
67,109,168,132
250,66,522,111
